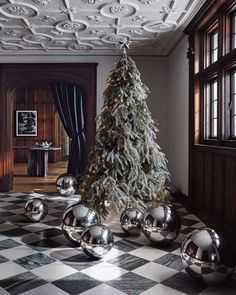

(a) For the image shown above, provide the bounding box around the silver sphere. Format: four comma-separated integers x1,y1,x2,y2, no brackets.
181,228,235,285
120,208,143,236
62,203,101,244
81,224,114,259
56,174,77,196
24,198,48,222
142,204,181,244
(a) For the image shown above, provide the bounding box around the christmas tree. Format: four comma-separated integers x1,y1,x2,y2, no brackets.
79,51,170,215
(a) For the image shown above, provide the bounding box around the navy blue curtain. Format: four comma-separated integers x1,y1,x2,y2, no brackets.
50,81,86,178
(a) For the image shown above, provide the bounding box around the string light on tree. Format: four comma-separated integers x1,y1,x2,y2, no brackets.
79,39,170,216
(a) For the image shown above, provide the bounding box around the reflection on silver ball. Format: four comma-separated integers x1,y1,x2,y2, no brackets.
181,228,235,285
142,204,181,244
62,203,101,244
120,208,143,236
24,198,48,222
56,174,77,196
81,224,114,259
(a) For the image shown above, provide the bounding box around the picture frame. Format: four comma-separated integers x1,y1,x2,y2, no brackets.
16,110,37,137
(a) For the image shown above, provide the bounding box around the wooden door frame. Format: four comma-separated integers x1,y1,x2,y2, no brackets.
0,63,97,192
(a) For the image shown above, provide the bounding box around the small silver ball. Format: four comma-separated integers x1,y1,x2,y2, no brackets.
24,198,48,222
56,174,77,196
62,203,101,244
120,208,143,236
181,228,235,285
142,204,181,244
81,224,114,259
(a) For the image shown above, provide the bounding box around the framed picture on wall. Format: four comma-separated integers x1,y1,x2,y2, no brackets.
16,110,37,136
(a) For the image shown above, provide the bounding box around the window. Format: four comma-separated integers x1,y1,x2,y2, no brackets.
231,12,236,49
230,71,236,137
205,79,218,138
209,30,218,64
186,3,236,147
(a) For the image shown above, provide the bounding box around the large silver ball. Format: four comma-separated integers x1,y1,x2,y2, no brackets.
81,224,114,259
24,198,48,222
120,208,143,236
181,228,235,285
62,203,101,244
56,174,77,196
142,204,181,244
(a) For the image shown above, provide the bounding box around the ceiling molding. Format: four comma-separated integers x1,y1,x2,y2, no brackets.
0,0,207,56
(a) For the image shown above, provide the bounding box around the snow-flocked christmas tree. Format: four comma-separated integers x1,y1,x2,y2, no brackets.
79,51,170,216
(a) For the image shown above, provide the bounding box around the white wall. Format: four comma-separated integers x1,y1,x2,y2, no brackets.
167,37,189,196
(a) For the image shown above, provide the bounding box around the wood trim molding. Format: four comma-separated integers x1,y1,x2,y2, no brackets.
0,63,98,192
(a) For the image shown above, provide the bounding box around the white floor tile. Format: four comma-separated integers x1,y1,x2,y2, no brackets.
129,246,168,261
20,283,70,295
132,262,178,282
101,247,125,262
80,283,127,295
0,245,37,260
81,261,128,282
140,284,186,295
31,261,78,282
0,261,26,280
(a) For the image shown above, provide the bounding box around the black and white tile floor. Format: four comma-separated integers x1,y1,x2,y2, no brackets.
0,192,235,295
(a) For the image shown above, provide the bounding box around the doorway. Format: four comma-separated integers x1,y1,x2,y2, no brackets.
0,63,97,192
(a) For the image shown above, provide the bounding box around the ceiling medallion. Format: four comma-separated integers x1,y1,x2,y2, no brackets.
1,45,22,51
56,21,87,33
139,0,154,4
68,43,93,51
0,4,38,18
102,34,129,44
23,34,52,43
111,5,128,15
7,6,28,15
100,2,138,18
82,0,102,4
32,0,51,6
143,21,176,33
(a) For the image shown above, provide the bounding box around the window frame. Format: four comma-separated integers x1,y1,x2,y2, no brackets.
195,3,236,148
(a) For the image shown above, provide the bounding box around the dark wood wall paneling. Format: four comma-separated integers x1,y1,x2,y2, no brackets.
185,0,236,235
13,83,62,163
0,63,97,192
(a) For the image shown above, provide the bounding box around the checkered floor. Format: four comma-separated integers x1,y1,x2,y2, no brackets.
0,192,235,295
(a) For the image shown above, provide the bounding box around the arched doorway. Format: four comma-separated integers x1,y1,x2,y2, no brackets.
0,63,97,192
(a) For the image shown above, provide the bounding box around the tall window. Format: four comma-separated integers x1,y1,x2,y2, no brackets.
232,12,236,49
205,80,218,138
188,4,236,147
209,31,218,64
230,71,236,137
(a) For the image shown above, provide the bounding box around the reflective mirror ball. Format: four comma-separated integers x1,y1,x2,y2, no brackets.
24,198,48,222
181,228,235,285
120,208,144,236
56,174,78,196
81,224,114,259
142,204,181,244
62,203,101,244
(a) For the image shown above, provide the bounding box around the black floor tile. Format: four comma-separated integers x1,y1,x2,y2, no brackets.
107,272,156,295
162,271,206,295
52,272,101,295
14,252,56,270
108,253,149,271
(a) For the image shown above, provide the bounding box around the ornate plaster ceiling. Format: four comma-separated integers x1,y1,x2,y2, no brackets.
0,0,205,55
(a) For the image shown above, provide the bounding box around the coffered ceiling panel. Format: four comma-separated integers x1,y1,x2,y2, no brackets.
0,0,206,55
